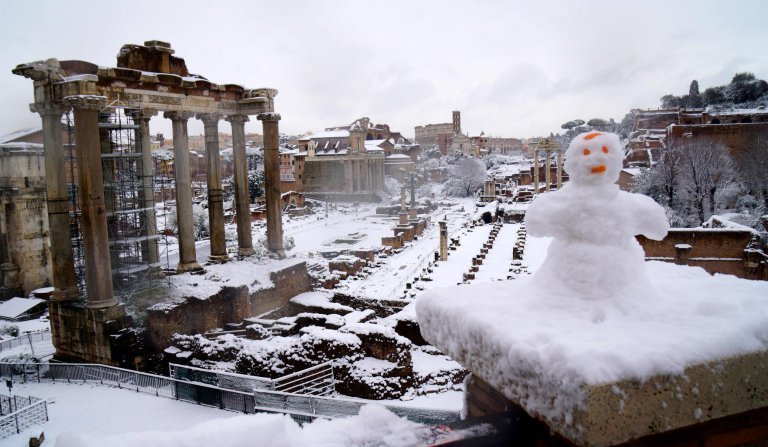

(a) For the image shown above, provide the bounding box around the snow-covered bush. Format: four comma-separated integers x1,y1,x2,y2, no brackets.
0,324,19,337
284,236,296,251
383,177,401,197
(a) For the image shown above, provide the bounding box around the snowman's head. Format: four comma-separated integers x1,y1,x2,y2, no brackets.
564,131,623,186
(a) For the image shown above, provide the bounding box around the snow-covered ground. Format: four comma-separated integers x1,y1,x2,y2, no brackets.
3,381,460,447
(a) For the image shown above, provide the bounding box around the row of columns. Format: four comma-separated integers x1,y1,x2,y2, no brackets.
532,149,564,194
35,98,284,307
345,158,384,193
162,111,286,269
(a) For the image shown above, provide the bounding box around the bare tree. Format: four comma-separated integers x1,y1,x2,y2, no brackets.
447,157,487,197
633,145,684,209
735,137,768,211
678,142,737,223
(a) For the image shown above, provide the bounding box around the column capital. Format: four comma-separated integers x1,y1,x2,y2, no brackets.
63,95,106,111
29,101,69,117
125,108,158,122
225,114,250,125
196,112,224,126
257,112,281,122
163,110,195,121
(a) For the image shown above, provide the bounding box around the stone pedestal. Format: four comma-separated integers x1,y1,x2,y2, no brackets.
439,221,448,261
49,300,137,367
417,262,768,446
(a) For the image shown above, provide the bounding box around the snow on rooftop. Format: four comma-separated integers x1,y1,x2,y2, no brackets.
0,126,41,144
701,215,760,234
385,154,411,159
621,168,642,176
0,142,43,152
301,130,350,140
0,297,46,319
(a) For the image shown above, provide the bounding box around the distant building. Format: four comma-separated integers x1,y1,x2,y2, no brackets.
298,117,413,195
416,111,520,157
627,108,768,167
0,130,52,297
414,110,461,148
450,133,475,156
279,147,307,192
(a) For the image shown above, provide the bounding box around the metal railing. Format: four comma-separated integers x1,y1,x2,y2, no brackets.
0,330,51,353
169,363,273,392
170,362,335,396
0,394,40,416
273,362,335,396
253,388,459,425
0,363,256,415
0,363,459,425
0,395,47,439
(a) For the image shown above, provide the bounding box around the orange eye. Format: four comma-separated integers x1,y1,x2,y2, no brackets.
602,146,609,153
583,148,591,155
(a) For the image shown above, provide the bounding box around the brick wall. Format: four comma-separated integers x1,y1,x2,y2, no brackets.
667,122,768,155
637,229,767,280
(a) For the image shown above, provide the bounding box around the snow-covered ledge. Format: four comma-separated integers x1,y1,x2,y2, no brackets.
417,132,768,446
417,262,768,445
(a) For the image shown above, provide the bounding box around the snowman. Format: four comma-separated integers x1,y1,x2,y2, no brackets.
525,131,669,300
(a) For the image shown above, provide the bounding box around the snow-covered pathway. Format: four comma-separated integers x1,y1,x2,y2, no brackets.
342,222,441,300
474,223,520,283
421,224,492,291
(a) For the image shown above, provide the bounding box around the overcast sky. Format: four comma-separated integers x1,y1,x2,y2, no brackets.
1,0,766,140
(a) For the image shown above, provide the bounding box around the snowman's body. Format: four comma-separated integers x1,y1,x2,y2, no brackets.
525,132,669,300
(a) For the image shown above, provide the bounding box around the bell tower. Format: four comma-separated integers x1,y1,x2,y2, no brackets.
452,110,461,135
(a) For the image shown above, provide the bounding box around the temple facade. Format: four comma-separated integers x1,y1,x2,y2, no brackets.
13,40,284,365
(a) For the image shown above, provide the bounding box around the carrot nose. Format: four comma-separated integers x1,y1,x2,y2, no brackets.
591,165,606,174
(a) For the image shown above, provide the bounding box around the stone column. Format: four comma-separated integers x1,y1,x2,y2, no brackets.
344,161,353,193
198,113,227,262
353,160,359,192
533,149,539,195
65,95,117,309
125,108,161,271
226,115,254,256
409,172,417,221
545,150,552,192
31,102,79,301
164,111,201,272
557,150,563,189
398,186,408,225
439,221,448,261
258,113,285,258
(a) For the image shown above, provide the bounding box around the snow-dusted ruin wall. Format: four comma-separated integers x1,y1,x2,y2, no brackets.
146,262,310,350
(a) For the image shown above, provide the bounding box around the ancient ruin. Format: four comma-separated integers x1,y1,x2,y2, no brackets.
12,40,285,365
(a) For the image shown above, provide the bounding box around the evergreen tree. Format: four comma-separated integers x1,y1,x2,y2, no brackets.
687,80,703,107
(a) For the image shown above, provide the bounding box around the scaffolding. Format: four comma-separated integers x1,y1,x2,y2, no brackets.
62,103,169,312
